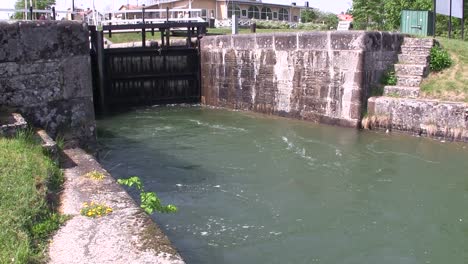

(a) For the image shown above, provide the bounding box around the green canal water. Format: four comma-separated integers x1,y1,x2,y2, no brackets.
98,105,468,264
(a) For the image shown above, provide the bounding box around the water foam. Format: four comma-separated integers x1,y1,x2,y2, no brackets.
282,136,316,163
188,119,247,132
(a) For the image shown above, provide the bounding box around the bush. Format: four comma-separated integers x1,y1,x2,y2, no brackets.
254,20,290,29
297,23,326,31
430,46,453,72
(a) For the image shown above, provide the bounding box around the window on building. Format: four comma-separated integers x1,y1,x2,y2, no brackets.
248,6,260,19
201,9,207,18
273,12,278,19
293,15,298,22
228,5,241,18
241,9,247,17
261,7,272,20
278,8,289,21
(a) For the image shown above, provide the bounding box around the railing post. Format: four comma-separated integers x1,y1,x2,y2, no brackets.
187,22,192,48
96,30,107,113
160,28,165,47
142,5,146,47
142,26,146,47
52,7,56,20
29,6,33,20
166,7,169,22
166,25,170,47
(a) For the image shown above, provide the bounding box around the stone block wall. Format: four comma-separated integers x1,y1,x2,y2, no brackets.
0,21,95,145
200,31,403,127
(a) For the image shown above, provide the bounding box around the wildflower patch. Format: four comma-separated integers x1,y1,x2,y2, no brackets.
80,201,113,218
84,170,106,180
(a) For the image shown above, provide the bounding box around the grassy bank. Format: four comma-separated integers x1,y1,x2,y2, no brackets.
0,131,65,263
421,38,468,102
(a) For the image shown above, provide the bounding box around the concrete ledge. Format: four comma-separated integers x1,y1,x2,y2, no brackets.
49,148,184,264
367,96,468,142
0,112,27,136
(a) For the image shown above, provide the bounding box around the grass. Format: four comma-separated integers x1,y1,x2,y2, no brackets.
105,27,306,44
106,31,163,44
420,38,468,102
0,131,65,264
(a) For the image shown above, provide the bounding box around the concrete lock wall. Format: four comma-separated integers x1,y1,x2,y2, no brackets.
200,31,404,127
0,21,96,144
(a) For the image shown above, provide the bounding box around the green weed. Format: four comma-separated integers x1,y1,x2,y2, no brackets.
118,176,177,214
381,68,397,86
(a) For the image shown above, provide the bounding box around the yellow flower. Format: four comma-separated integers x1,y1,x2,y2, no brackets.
87,211,92,216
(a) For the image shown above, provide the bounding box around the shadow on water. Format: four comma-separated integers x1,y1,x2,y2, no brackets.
97,125,220,189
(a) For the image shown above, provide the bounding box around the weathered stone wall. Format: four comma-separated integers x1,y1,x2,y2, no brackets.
368,97,468,142
200,31,403,127
0,21,95,145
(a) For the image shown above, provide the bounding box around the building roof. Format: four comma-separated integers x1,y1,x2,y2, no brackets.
118,4,145,11
337,13,353,21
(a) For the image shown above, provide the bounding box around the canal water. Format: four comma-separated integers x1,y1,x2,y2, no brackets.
98,105,468,264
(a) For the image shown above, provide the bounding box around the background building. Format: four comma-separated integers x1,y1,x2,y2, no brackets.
145,0,305,22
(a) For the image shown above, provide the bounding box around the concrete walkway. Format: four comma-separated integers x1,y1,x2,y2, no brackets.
48,148,184,264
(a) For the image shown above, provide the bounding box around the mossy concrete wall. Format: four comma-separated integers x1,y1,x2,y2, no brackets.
0,21,95,145
200,31,404,127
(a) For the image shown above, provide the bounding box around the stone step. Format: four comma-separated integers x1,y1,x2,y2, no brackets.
401,46,432,56
402,38,434,48
395,64,428,77
384,86,420,98
398,54,430,65
396,75,423,87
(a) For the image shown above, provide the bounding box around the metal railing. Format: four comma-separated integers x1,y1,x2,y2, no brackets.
0,7,207,26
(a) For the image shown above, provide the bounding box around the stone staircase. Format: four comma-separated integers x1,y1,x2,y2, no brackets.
383,38,434,98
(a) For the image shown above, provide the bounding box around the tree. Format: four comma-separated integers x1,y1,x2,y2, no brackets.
351,0,385,30
315,11,339,29
301,9,318,23
14,0,56,19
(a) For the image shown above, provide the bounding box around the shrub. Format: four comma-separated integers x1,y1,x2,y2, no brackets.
297,23,326,31
430,46,452,72
254,20,290,29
